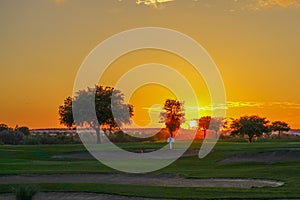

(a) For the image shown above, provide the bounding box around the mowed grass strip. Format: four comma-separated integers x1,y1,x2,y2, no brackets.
0,139,299,198
0,182,298,199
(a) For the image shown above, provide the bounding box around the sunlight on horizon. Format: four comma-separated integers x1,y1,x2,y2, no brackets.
0,0,300,129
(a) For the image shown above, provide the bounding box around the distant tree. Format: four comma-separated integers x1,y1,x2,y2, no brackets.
0,130,24,145
197,117,224,138
58,96,74,128
270,121,291,138
59,86,133,143
160,99,185,138
209,117,225,138
0,123,9,132
198,116,211,138
15,126,30,136
230,115,269,143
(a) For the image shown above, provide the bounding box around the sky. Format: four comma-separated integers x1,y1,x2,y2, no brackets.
0,0,300,129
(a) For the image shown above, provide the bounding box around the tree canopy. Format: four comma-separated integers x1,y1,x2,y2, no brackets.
160,99,185,138
230,115,269,143
59,85,134,143
197,116,224,138
15,126,30,136
58,96,74,128
198,116,211,138
0,123,9,132
270,120,290,138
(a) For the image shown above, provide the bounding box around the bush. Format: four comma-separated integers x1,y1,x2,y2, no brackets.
35,134,81,145
12,184,39,200
24,136,40,145
108,130,147,143
150,130,169,141
0,130,24,145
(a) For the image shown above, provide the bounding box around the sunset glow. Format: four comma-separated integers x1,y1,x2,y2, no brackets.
0,1,300,129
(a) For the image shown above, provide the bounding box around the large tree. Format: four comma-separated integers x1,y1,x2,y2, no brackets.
160,99,185,138
270,121,290,138
230,115,269,143
59,86,133,143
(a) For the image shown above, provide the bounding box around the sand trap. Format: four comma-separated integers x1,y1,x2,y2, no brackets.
0,173,283,188
52,149,199,160
220,149,300,164
0,192,171,200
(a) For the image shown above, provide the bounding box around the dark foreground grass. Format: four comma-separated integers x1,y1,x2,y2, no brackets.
0,139,300,199
0,182,299,199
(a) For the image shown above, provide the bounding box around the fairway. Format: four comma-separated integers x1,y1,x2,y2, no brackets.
0,139,300,199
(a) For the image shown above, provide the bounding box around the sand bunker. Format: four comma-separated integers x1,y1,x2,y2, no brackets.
0,173,283,188
220,149,300,164
0,192,171,200
52,149,199,160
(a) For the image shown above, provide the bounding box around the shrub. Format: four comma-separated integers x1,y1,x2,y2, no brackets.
35,134,81,145
0,130,24,145
150,130,169,141
24,136,40,145
12,184,39,200
107,130,153,143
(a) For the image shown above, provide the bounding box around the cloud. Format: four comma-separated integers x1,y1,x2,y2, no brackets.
227,101,300,110
186,101,300,112
226,101,264,108
136,0,175,8
257,0,300,8
142,104,163,112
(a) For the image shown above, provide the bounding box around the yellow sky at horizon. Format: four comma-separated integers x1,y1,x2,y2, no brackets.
0,0,300,129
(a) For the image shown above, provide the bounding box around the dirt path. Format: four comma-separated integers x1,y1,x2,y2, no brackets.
0,173,283,188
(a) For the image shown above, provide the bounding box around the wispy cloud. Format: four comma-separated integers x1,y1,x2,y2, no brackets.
142,106,163,112
258,0,300,8
52,0,300,9
188,101,300,112
227,101,300,110
136,0,175,8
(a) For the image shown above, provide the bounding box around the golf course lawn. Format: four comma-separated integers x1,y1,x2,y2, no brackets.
0,139,299,199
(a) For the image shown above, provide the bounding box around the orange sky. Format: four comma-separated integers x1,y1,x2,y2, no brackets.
0,0,300,129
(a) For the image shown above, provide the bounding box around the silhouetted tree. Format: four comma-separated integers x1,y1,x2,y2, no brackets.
0,130,24,145
230,115,269,143
198,116,211,138
160,99,185,138
58,96,74,128
15,126,30,136
59,86,133,143
209,117,225,138
0,123,9,132
270,121,290,138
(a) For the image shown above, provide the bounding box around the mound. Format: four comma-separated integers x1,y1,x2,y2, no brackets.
220,149,300,164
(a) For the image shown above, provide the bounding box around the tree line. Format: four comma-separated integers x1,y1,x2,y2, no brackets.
58,85,291,144
197,115,290,143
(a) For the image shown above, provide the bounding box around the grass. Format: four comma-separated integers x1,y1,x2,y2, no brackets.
0,139,300,199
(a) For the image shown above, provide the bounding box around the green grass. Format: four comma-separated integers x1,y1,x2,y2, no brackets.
0,139,300,199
